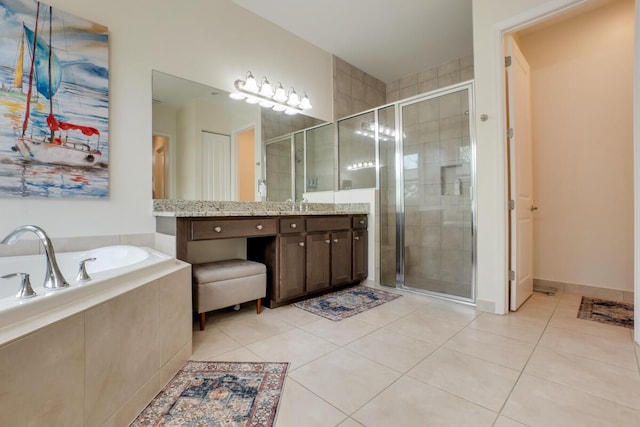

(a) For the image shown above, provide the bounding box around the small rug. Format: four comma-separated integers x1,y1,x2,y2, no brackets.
294,285,401,321
130,361,288,426
577,297,634,329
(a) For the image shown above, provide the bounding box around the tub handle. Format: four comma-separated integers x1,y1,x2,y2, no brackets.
77,257,97,282
1,272,37,299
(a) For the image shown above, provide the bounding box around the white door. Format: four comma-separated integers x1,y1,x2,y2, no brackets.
202,131,232,200
507,36,534,310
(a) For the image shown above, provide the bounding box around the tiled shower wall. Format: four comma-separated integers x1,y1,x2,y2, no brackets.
386,55,474,103
333,55,386,120
262,108,324,141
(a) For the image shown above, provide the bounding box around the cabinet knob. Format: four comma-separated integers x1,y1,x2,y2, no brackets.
256,224,263,230
290,223,297,229
325,239,331,244
214,226,222,233
298,242,305,247
359,220,365,224
354,236,360,241
333,239,339,243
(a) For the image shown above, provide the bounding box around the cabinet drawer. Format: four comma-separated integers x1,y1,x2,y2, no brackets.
279,217,305,234
306,216,351,232
352,215,368,229
191,218,277,240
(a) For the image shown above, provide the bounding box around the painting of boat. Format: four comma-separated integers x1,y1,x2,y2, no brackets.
0,0,109,198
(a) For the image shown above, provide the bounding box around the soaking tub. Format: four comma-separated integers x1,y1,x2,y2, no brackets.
0,245,176,344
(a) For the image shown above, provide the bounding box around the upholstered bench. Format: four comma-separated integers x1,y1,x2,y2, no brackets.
192,259,266,331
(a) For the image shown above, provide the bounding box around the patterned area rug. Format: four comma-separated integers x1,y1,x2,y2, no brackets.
294,285,401,321
577,297,634,329
131,361,288,426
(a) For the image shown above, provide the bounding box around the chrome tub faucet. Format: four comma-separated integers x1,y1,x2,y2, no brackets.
1,225,69,290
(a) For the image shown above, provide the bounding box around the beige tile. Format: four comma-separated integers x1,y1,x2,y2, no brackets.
408,348,519,411
301,317,379,346
350,297,417,326
52,234,120,252
346,328,437,372
353,376,496,426
289,349,401,414
207,346,264,362
444,328,535,370
191,327,242,360
502,374,640,426
470,312,546,344
0,314,84,426
271,305,327,326
247,328,337,369
385,311,464,345
85,283,160,426
158,266,192,364
0,239,40,256
493,416,528,427
438,59,460,76
525,346,640,410
549,305,632,340
217,314,294,345
276,378,347,427
538,327,637,370
421,300,480,326
118,233,155,247
337,418,365,427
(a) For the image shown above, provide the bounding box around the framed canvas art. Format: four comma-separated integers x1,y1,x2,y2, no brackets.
0,0,109,198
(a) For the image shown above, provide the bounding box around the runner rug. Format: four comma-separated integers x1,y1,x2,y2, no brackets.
577,296,634,329
294,285,401,321
131,361,288,426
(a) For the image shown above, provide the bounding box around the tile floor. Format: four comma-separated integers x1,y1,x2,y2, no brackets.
191,284,640,426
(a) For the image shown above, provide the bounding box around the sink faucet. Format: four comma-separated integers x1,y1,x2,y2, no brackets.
286,198,295,212
299,197,309,212
1,225,69,290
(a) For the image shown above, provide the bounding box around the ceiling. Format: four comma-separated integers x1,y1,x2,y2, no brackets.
232,0,473,83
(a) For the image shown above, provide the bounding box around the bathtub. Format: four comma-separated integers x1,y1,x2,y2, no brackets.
0,245,176,344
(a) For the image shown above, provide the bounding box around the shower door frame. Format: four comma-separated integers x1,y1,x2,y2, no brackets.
394,81,478,304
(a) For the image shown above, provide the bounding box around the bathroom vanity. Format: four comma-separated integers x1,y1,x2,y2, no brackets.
154,201,369,308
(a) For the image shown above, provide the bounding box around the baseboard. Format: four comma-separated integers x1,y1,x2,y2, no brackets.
475,299,496,313
533,278,634,302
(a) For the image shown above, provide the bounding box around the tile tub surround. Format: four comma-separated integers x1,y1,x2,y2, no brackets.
152,200,369,217
0,262,192,426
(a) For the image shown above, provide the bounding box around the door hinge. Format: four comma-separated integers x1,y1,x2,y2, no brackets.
509,270,515,281
508,128,514,139
505,56,512,67
509,200,515,210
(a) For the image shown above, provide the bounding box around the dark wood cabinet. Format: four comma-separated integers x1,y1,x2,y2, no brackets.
160,213,368,308
330,231,352,286
278,234,306,300
305,232,331,292
352,229,368,281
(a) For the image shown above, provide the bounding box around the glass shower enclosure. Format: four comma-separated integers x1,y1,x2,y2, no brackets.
376,81,476,303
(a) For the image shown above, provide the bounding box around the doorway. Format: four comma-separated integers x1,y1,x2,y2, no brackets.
237,128,255,201
505,0,635,310
152,135,169,199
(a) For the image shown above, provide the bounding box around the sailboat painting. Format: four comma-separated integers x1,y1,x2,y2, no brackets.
0,0,109,198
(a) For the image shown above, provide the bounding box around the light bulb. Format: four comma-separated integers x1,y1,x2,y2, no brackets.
272,104,286,112
287,89,300,107
229,92,245,100
299,93,312,110
259,77,274,97
243,72,259,93
273,83,287,103
259,100,274,108
245,96,259,104
284,108,299,115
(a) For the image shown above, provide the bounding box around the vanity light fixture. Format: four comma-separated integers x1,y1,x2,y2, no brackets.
230,71,312,115
346,160,375,171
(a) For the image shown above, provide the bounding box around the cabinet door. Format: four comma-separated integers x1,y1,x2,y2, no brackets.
331,230,352,286
352,229,368,281
306,232,331,292
278,235,306,300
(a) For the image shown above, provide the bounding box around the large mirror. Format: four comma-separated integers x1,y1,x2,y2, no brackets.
152,70,325,201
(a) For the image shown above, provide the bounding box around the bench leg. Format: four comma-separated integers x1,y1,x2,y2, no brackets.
199,312,206,331
256,298,262,314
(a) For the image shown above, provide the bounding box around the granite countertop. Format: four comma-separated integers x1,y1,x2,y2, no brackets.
153,200,370,217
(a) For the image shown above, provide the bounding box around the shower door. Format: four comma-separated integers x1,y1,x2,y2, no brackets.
398,83,476,302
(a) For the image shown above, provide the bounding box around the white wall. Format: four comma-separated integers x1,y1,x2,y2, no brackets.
519,0,635,291
0,0,333,238
472,0,589,313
